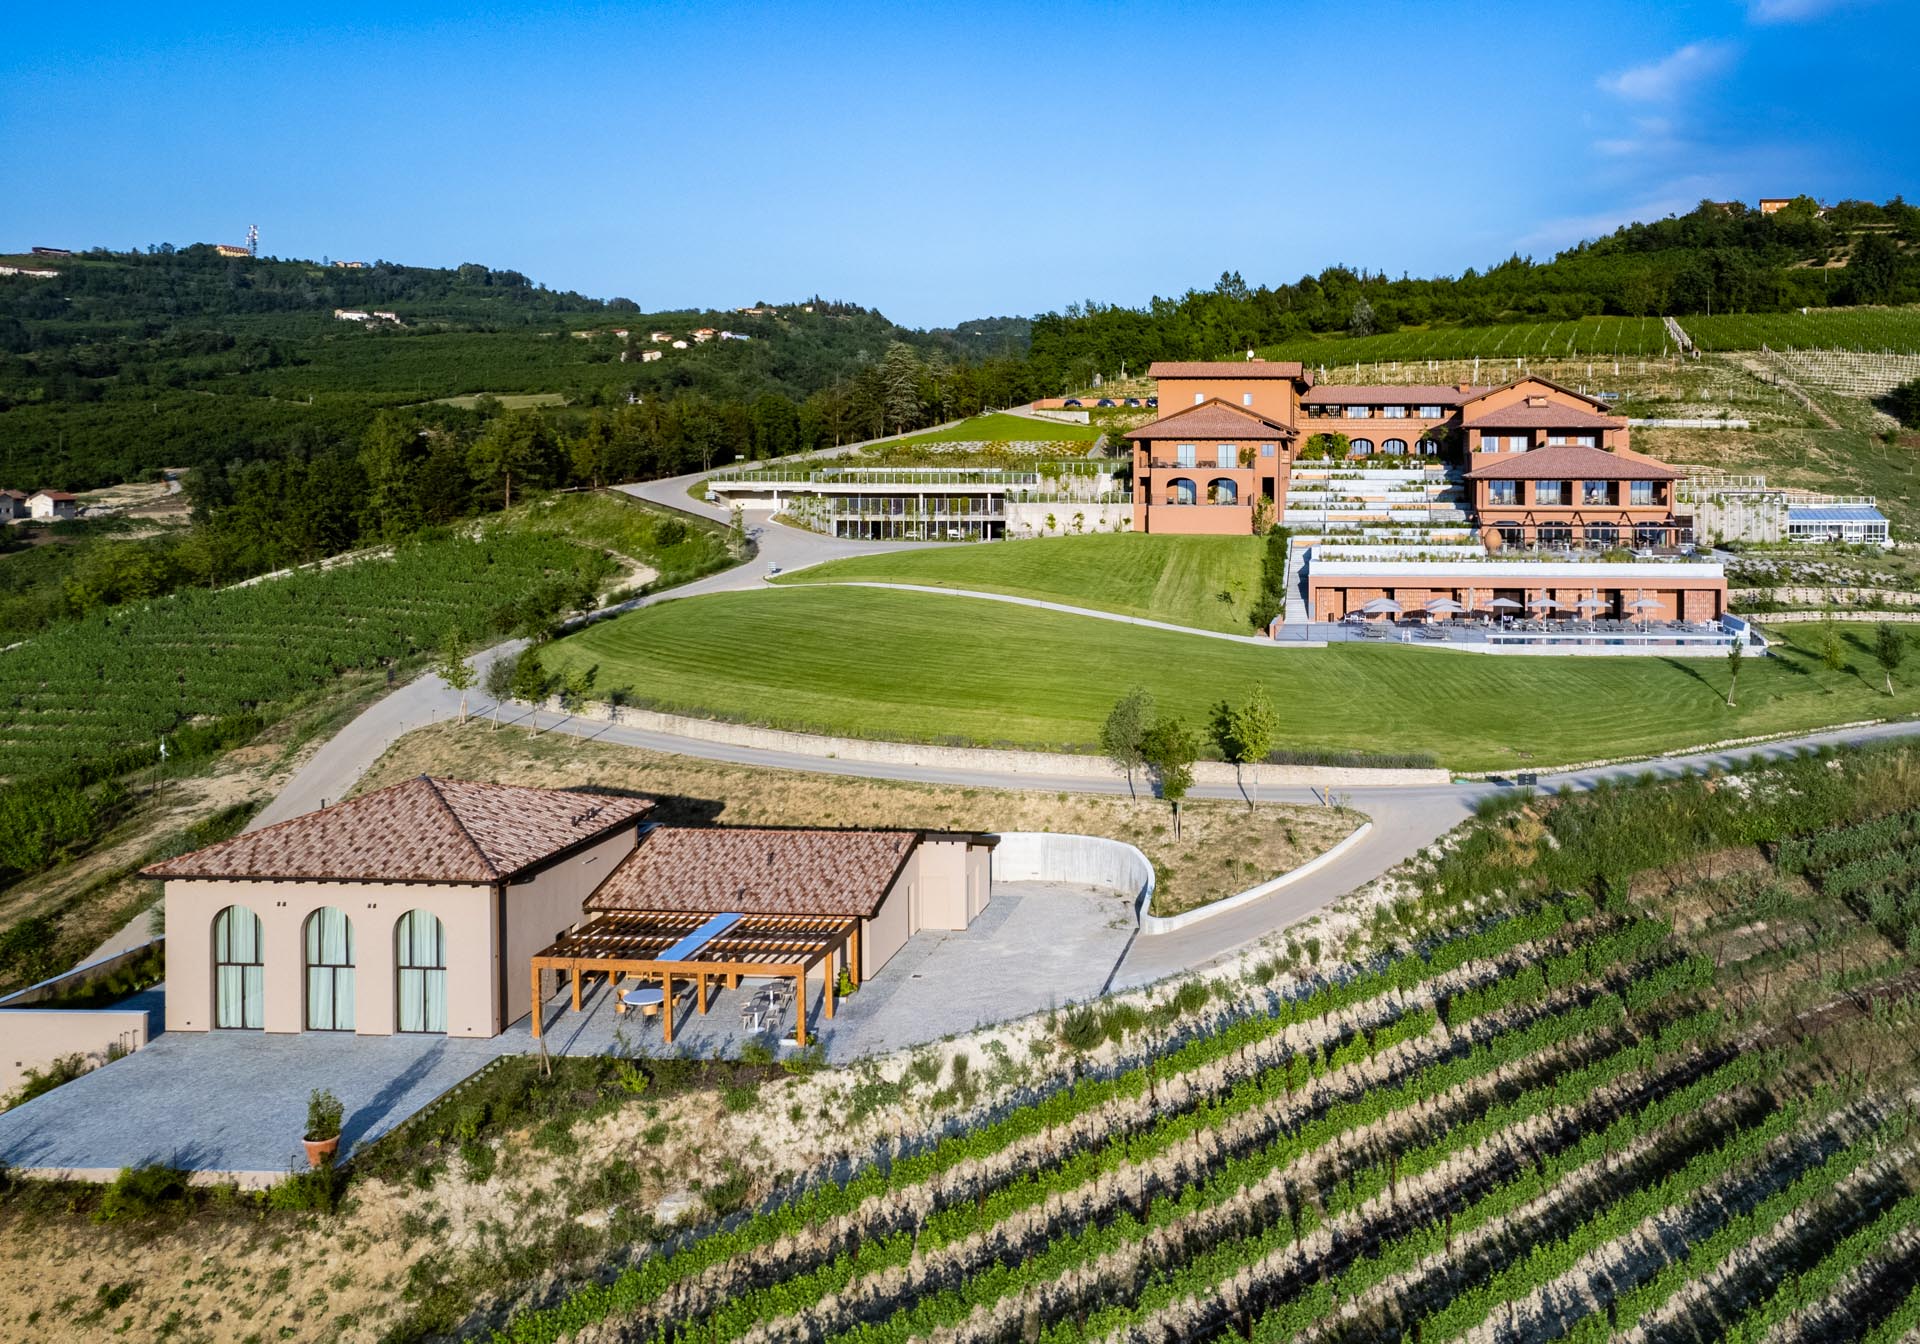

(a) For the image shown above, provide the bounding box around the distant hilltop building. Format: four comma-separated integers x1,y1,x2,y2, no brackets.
333,259,369,269
0,265,58,280
1759,198,1793,215
30,246,72,257
334,309,401,324
692,328,717,343
214,244,251,258
649,331,671,343
641,349,663,362
736,305,775,316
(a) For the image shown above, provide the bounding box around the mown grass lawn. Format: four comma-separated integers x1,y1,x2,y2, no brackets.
778,534,1266,633
885,412,1105,445
538,587,1919,771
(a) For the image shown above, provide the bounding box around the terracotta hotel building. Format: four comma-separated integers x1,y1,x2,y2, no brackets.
1123,360,1727,624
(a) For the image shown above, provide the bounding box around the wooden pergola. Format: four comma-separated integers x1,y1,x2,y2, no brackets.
527,909,859,1045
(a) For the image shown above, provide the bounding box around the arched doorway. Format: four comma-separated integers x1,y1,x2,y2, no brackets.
396,910,448,1034
303,906,356,1031
1207,478,1238,505
1166,477,1197,506
1351,438,1375,456
212,905,264,1030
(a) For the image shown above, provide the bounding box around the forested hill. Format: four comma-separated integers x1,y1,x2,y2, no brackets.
1025,195,1920,386
0,245,1032,490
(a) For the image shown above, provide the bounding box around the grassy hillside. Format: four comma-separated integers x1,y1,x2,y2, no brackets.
539,586,1918,770
779,534,1266,633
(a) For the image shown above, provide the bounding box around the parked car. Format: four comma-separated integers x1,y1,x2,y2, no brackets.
1062,398,1082,408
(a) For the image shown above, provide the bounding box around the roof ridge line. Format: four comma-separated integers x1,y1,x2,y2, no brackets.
419,775,503,881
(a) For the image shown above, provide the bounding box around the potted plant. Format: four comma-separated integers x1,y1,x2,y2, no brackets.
303,1088,344,1168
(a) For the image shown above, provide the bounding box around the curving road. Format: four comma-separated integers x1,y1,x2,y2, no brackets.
237,461,1920,984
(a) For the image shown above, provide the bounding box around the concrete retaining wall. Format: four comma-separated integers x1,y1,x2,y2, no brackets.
1138,823,1371,935
540,699,1453,789
989,832,1156,928
0,1009,149,1098
0,939,161,1009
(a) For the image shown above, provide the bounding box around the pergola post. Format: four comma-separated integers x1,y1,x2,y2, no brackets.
794,970,807,1045
570,965,582,1012
697,971,708,1015
530,962,544,1039
662,972,675,1044
849,924,861,987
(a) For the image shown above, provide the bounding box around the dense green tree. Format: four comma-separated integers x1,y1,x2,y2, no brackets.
1100,687,1156,801
468,409,561,509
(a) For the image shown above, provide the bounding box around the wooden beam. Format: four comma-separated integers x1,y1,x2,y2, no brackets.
530,962,544,1039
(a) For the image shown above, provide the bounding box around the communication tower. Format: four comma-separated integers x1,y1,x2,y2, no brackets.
247,224,259,258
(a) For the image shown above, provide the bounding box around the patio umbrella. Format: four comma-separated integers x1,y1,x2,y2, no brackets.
1573,597,1607,610
1360,597,1402,615
1425,598,1466,612
1625,594,1662,632
1526,594,1561,610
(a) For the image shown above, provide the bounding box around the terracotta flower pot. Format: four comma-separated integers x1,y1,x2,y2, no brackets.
303,1135,340,1168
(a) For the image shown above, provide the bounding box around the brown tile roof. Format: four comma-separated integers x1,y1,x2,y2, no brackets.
589,827,920,919
1148,360,1305,379
1467,444,1679,481
1464,403,1624,430
1461,375,1612,412
1123,398,1295,441
1302,385,1493,406
31,490,77,501
142,776,653,883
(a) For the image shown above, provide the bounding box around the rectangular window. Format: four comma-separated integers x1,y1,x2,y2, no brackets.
1261,444,1275,457
1241,392,1253,406
1629,480,1655,506
1382,405,1408,418
1194,393,1205,405
1534,481,1564,506
1418,405,1443,418
1176,444,1196,467
1582,480,1612,505
1487,481,1518,505
1216,445,1235,468
1345,405,1373,418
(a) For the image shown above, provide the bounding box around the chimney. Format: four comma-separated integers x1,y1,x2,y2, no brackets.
1457,382,1472,393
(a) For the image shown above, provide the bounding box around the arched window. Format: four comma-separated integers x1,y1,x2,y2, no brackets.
1166,477,1197,505
1207,478,1238,505
304,906,356,1031
1493,521,1524,549
1585,523,1621,548
1350,438,1375,456
1538,523,1574,548
213,905,264,1030
396,911,448,1034
1383,439,1408,455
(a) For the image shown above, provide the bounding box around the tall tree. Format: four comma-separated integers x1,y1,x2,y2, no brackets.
1874,624,1908,695
1209,684,1279,809
1141,715,1199,838
879,342,925,436
435,625,476,723
1100,687,1155,801
467,409,560,511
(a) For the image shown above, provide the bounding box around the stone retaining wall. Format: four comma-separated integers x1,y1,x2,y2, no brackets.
1756,611,1920,625
537,698,1453,788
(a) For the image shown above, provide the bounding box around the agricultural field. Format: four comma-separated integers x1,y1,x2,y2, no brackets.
1255,317,1676,367
478,743,1920,1344
777,534,1267,633
538,585,1920,771
875,411,1106,447
1688,304,1920,354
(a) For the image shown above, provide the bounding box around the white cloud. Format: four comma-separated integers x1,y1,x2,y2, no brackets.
1597,40,1736,101
1747,0,1858,22
1594,116,1679,159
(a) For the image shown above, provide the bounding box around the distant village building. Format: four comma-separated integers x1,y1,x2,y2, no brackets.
1758,198,1793,215
30,246,72,257
649,331,672,343
719,330,750,341
28,490,78,521
671,339,689,350
371,311,400,323
692,328,717,343
332,260,369,269
641,349,663,362
736,306,774,316
611,329,630,338
0,265,58,279
213,244,251,258
0,489,29,522
334,309,372,322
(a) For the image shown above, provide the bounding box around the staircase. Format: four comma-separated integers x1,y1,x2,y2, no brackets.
1282,464,1468,535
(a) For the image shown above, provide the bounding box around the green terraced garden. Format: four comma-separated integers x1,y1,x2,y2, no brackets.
881,411,1106,445
1253,317,1675,366
775,534,1266,633
1686,304,1920,353
538,585,1918,771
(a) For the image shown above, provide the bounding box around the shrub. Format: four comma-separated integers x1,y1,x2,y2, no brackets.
95,1164,191,1221
6,1052,92,1107
266,1165,346,1213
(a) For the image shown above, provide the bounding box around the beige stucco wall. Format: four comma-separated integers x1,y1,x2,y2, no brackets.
0,1009,149,1097
862,868,914,979
910,837,972,931
858,837,993,979
501,827,639,1024
163,877,498,1037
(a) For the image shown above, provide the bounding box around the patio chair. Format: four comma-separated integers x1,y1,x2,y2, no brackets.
619,985,665,1020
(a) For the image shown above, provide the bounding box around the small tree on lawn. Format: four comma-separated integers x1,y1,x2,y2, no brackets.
509,648,551,704
1820,611,1846,674
1874,624,1908,695
1725,634,1743,708
1100,687,1155,801
436,625,476,724
1209,684,1279,810
1141,715,1198,839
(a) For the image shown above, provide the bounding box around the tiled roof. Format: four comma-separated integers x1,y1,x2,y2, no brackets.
30,490,77,501
142,777,653,883
1461,374,1613,412
1148,360,1305,379
1468,444,1679,481
1123,398,1294,441
1302,385,1492,406
1464,403,1624,430
589,827,920,918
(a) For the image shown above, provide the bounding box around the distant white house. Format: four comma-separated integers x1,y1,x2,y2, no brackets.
611,329,630,338
692,328,717,343
28,490,78,520
720,330,750,342
671,339,689,350
371,311,400,323
0,489,29,522
649,331,672,343
0,265,58,280
641,349,664,362
334,309,371,322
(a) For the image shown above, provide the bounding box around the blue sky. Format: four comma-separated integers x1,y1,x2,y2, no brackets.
3,0,1912,326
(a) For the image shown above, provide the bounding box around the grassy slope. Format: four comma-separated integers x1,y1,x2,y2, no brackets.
886,412,1105,445
777,534,1266,633
539,586,1918,771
